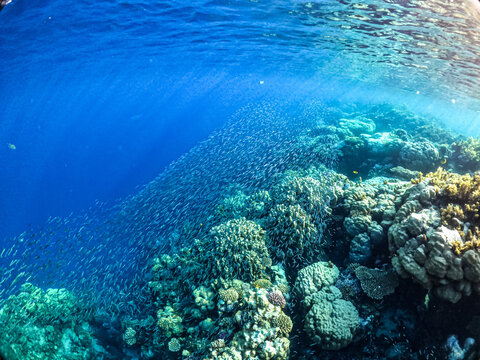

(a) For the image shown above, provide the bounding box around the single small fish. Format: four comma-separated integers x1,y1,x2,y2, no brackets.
7,143,16,150
441,158,447,164
352,170,358,174
424,292,430,309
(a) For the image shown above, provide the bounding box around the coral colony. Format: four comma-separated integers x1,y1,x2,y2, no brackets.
2,104,480,359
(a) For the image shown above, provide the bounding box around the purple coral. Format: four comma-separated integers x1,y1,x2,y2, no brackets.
267,290,286,308
217,331,230,341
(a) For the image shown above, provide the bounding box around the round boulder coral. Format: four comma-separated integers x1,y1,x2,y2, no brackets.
168,338,181,352
219,288,239,303
295,261,340,298
304,286,360,350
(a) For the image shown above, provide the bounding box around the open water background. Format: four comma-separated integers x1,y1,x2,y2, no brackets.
1,0,480,240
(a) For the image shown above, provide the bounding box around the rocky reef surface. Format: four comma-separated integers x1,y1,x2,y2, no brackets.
3,104,480,359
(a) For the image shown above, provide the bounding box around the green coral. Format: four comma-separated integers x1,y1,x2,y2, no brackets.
294,261,340,298
0,283,102,360
219,288,239,303
273,313,293,336
206,218,271,282
304,286,360,351
123,327,137,346
157,306,184,337
193,286,215,312
168,338,181,352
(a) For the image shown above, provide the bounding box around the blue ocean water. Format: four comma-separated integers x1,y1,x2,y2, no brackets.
2,0,480,238
2,0,480,359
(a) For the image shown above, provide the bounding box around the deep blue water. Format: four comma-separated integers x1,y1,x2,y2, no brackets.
1,1,480,249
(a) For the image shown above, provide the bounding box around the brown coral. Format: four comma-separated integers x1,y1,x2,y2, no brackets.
354,266,399,300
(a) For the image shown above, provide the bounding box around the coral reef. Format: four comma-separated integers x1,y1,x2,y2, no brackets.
452,138,480,172
206,218,271,282
208,286,292,360
0,283,104,360
294,261,339,298
388,168,480,302
8,104,480,359
336,178,409,265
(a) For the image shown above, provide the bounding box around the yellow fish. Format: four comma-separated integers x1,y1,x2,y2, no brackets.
441,158,447,164
7,143,16,150
353,170,358,174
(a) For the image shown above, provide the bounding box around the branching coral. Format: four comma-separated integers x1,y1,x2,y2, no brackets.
207,218,272,282
266,203,318,261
